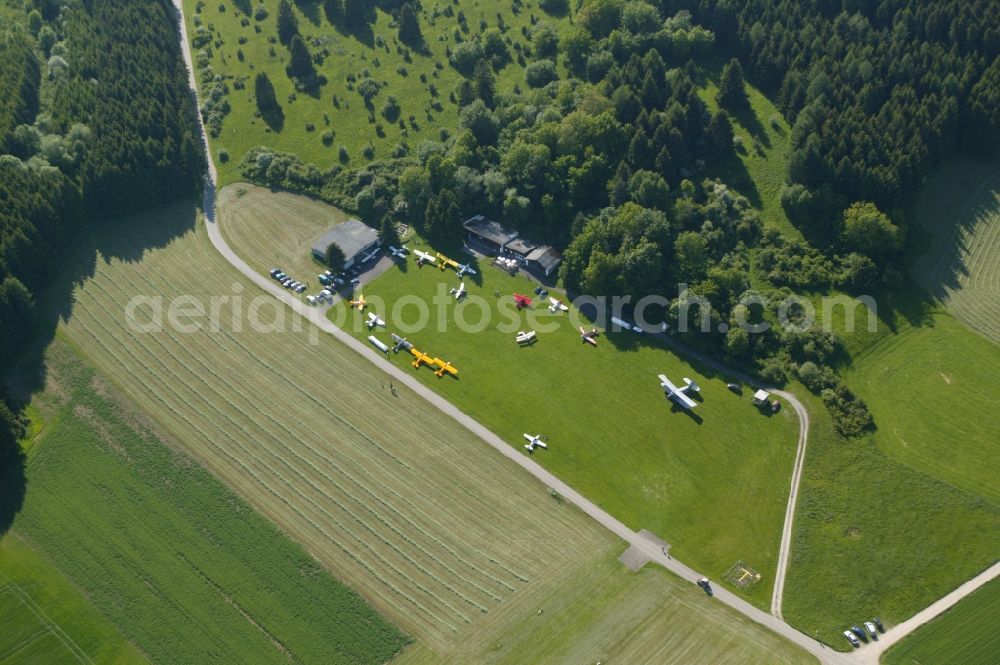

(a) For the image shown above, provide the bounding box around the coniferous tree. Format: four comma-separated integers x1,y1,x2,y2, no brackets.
716,58,747,110
397,3,422,46
254,72,283,127
323,0,342,23
276,0,298,44
344,0,368,29
472,60,495,107
286,35,315,80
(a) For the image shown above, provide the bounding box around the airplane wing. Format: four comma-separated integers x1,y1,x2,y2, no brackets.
459,282,465,292
523,433,534,443
658,374,678,392
672,391,698,409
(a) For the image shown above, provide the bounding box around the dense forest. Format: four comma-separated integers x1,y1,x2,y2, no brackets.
0,0,204,462
688,0,1000,238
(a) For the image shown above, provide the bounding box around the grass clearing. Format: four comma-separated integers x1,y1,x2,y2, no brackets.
781,385,999,650
698,63,800,239
50,199,818,662
7,334,408,665
912,155,1000,345
182,0,573,185
0,533,146,665
218,184,801,608
882,577,1000,665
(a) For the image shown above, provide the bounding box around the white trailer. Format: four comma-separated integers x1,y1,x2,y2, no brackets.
368,335,389,353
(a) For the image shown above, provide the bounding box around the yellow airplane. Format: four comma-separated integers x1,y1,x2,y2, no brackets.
432,359,458,378
410,347,435,368
436,252,478,277
349,293,367,310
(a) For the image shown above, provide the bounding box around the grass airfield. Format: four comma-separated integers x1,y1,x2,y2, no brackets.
220,184,801,608
40,198,818,663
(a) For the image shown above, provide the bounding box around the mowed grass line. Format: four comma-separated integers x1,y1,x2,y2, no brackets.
219,184,801,608
394,547,817,665
57,202,619,654
912,156,1000,344
10,337,408,665
882,577,1000,665
183,0,573,184
0,533,147,665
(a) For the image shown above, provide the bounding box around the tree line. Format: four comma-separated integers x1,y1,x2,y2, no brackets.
0,0,204,462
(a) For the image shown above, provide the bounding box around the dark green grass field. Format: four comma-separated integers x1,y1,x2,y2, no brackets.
3,337,408,665
326,239,800,608
182,0,573,185
883,577,1000,665
1,533,147,664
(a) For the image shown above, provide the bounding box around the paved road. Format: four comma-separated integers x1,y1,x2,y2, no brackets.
170,3,993,663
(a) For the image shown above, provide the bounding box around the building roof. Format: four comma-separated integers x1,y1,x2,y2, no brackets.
463,214,516,246
753,389,771,402
526,245,562,272
505,237,539,256
311,219,378,259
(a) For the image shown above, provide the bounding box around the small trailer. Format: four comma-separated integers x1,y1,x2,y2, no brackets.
368,335,389,354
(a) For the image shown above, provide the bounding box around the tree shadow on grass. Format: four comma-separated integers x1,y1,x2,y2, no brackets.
0,199,198,537
293,0,323,26
731,101,770,149
703,151,764,210
0,450,25,538
262,107,285,132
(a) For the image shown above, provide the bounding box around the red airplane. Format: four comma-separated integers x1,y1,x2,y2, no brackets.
513,293,533,309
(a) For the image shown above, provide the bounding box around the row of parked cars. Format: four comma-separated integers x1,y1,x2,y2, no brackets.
269,268,307,293
843,618,884,647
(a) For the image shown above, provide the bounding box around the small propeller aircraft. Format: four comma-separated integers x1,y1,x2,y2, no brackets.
513,293,533,309
391,333,412,353
435,252,479,277
360,247,380,264
413,249,439,267
515,330,536,344
523,433,548,452
548,297,569,312
579,326,599,346
450,282,467,300
658,374,700,410
366,312,386,329
389,244,409,258
348,293,367,310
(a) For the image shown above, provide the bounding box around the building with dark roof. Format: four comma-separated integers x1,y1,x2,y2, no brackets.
311,219,380,269
463,214,518,253
525,245,563,276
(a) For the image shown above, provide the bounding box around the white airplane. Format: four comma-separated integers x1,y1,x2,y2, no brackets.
515,330,536,344
456,262,478,277
366,312,386,329
450,282,467,299
414,249,438,267
389,244,409,258
523,433,548,452
548,297,569,312
658,374,700,410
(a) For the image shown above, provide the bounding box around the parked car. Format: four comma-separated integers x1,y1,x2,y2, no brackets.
851,626,868,642
350,277,361,285
294,284,306,293
843,631,860,648
726,383,741,393
306,295,317,305
334,277,345,286
864,621,878,638
280,277,292,287
269,268,281,278
319,274,331,286
873,617,884,633
273,271,286,281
